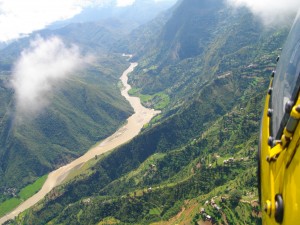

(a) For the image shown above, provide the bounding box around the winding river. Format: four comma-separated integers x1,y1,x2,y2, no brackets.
0,62,160,224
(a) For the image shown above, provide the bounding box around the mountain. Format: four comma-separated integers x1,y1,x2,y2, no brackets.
6,0,294,224
48,0,177,32
0,24,134,200
0,0,184,218
0,43,7,50
128,0,265,96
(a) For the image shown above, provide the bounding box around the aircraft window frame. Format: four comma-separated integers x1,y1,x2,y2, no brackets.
270,14,300,140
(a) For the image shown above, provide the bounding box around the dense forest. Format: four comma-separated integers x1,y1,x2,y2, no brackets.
0,0,295,224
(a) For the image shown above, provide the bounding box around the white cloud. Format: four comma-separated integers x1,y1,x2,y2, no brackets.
0,0,86,42
226,0,300,26
0,0,146,42
11,36,93,118
116,0,175,7
116,0,135,7
0,0,175,42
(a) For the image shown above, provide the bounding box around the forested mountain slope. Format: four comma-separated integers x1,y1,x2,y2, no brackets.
0,24,133,200
129,0,285,105
6,0,294,224
0,0,183,219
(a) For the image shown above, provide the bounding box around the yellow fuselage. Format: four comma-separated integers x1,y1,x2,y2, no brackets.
260,91,300,225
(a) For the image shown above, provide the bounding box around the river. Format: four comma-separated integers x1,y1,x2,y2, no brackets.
0,62,160,224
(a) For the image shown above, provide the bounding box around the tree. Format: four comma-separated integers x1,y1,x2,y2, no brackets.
229,189,242,207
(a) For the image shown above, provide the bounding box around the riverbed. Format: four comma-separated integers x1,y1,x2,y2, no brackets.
0,62,160,224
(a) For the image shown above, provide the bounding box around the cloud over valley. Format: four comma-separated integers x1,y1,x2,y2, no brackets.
11,36,92,118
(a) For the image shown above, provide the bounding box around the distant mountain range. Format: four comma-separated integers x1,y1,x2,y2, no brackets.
47,0,177,31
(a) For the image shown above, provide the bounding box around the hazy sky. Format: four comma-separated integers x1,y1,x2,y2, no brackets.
0,0,173,42
1,0,298,43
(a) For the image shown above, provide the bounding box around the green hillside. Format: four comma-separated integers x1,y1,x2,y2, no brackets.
5,0,294,224
0,49,133,199
8,58,271,224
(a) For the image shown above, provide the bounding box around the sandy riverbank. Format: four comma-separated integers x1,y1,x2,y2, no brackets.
0,62,160,224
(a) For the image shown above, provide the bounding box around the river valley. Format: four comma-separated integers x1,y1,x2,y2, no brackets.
0,62,160,224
